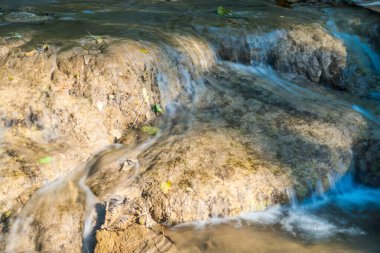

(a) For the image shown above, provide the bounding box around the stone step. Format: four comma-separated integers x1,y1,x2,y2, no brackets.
354,0,380,13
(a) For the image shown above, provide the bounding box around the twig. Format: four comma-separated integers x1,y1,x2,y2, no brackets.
129,100,145,129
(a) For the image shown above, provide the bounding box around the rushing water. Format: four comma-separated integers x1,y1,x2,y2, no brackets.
1,0,380,252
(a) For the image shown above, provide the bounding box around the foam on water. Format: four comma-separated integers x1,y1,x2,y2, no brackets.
174,174,379,241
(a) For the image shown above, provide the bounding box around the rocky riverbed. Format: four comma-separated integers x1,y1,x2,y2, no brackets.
0,1,380,252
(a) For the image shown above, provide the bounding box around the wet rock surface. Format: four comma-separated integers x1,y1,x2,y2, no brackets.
0,38,160,247
202,21,380,96
95,223,176,253
0,1,379,252
354,136,380,186
92,64,366,227
1,11,52,23
203,25,347,88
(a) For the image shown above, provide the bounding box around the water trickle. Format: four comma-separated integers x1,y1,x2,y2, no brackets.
172,173,380,249
327,173,336,191
352,104,380,125
286,187,299,209
326,17,380,74
246,30,286,65
1,2,380,252
79,177,97,253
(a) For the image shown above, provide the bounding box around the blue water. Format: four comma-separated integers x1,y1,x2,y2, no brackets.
326,18,380,75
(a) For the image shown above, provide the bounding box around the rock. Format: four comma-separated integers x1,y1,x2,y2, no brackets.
354,0,380,13
95,224,177,253
137,129,291,224
0,17,378,253
354,137,380,186
121,159,139,172
91,65,367,228
94,198,176,253
270,26,347,88
0,40,160,215
200,24,379,94
1,12,51,23
5,178,86,253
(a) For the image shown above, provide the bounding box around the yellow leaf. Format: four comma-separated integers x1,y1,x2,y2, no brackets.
97,38,104,44
160,181,172,194
25,50,36,57
8,76,14,81
42,43,49,51
39,156,53,164
139,48,149,54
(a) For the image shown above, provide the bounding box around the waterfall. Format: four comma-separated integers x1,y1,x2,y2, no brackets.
326,18,380,74
286,187,298,209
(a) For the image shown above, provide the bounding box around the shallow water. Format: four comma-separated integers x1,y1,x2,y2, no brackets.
1,0,380,252
168,175,380,252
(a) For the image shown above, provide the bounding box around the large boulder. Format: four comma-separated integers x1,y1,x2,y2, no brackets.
91,62,367,235
200,25,347,88
201,24,379,95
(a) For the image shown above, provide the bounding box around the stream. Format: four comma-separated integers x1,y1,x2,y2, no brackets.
1,0,380,252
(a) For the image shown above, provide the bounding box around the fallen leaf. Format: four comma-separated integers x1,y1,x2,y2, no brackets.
96,37,104,44
25,50,36,57
74,73,80,80
152,104,164,114
141,126,159,136
217,6,232,16
7,76,14,81
39,156,53,164
139,48,149,54
160,181,172,194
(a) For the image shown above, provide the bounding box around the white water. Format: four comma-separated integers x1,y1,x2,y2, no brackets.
174,173,380,242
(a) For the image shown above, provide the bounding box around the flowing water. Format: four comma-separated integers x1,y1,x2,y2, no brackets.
1,0,380,252
167,174,380,253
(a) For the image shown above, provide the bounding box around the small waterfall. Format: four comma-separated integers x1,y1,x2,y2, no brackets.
327,173,337,191
246,30,286,65
311,180,326,204
352,104,380,125
326,18,380,74
286,187,298,209
225,62,327,99
176,173,380,242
